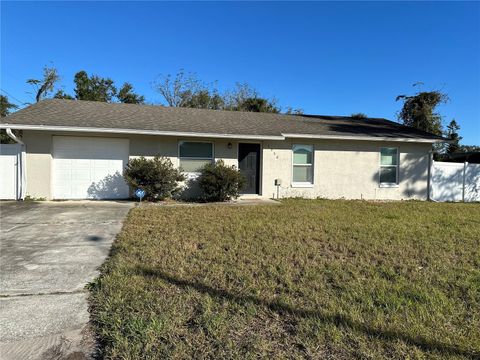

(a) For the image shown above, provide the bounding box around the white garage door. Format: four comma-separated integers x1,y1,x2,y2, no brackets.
53,136,129,199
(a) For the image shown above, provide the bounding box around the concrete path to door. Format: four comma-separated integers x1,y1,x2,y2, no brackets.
0,201,133,360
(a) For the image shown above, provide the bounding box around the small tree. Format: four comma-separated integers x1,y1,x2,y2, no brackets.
198,160,246,202
123,156,185,201
27,66,60,102
445,119,462,155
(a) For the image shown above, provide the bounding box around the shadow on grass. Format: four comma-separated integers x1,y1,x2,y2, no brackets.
135,265,478,359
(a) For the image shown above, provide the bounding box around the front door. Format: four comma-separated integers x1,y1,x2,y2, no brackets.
238,143,260,194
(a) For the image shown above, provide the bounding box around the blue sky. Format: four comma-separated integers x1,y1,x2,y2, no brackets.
1,1,479,144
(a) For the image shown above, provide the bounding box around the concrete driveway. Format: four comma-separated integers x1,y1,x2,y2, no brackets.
0,201,133,359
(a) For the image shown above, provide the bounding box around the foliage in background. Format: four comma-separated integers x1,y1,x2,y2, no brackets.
53,89,74,100
117,82,145,104
351,112,368,119
285,107,304,115
435,119,479,161
0,95,20,143
0,95,18,117
152,70,284,113
26,66,60,102
151,69,206,107
396,84,448,136
458,144,480,152
51,70,145,104
445,119,462,155
89,200,480,359
123,156,185,201
198,160,246,202
72,70,117,102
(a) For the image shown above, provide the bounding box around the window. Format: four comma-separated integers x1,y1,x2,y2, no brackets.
179,141,213,172
292,144,313,185
379,147,399,186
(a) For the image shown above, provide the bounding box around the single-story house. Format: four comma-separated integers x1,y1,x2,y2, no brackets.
0,99,445,200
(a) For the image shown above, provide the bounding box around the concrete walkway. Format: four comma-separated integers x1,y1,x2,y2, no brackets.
0,201,132,360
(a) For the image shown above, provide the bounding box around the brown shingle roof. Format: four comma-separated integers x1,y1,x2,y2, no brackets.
1,99,444,141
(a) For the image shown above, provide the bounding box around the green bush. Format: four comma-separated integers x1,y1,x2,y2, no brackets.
198,160,246,202
123,156,185,201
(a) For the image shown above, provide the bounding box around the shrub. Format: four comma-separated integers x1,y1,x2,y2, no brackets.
123,156,185,201
198,160,246,202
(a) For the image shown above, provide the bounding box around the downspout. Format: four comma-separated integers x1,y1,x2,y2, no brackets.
6,128,26,200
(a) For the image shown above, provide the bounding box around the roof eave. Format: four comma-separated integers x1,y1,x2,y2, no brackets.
282,133,443,143
0,124,445,143
0,124,285,141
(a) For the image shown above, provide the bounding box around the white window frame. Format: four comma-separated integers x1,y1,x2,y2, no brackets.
291,144,314,188
379,147,399,187
178,140,214,174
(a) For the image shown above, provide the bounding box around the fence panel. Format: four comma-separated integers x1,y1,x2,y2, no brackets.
430,161,480,202
465,164,480,202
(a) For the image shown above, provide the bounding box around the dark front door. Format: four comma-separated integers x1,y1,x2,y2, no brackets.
238,143,260,194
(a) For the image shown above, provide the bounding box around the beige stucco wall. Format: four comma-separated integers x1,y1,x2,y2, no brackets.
21,131,431,200
21,131,238,199
262,139,431,200
22,131,52,199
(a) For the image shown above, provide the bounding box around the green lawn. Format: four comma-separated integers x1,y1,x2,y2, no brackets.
89,200,480,359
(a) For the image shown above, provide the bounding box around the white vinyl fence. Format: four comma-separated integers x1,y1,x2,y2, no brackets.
430,161,480,202
0,144,22,200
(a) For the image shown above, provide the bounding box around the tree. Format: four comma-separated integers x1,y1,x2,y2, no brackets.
53,72,145,104
153,73,289,113
236,97,280,113
117,83,145,104
224,83,279,113
26,66,60,102
0,95,19,143
53,90,74,100
0,95,17,117
396,87,448,136
445,119,462,155
73,71,117,102
152,69,204,107
182,89,224,110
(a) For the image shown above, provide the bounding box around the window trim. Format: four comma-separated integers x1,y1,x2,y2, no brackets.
379,147,399,187
178,140,214,173
291,144,314,187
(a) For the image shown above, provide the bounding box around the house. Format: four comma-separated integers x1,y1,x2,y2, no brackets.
0,99,445,200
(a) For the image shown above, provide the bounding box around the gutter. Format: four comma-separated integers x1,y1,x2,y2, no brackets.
5,128,26,200
282,133,443,144
0,124,285,141
0,124,445,144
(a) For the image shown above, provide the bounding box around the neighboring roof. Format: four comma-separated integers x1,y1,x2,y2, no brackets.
1,99,445,142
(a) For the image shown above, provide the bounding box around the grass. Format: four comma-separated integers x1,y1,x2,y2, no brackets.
89,200,480,359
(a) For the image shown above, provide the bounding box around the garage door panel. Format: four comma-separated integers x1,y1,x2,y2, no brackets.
53,137,129,199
